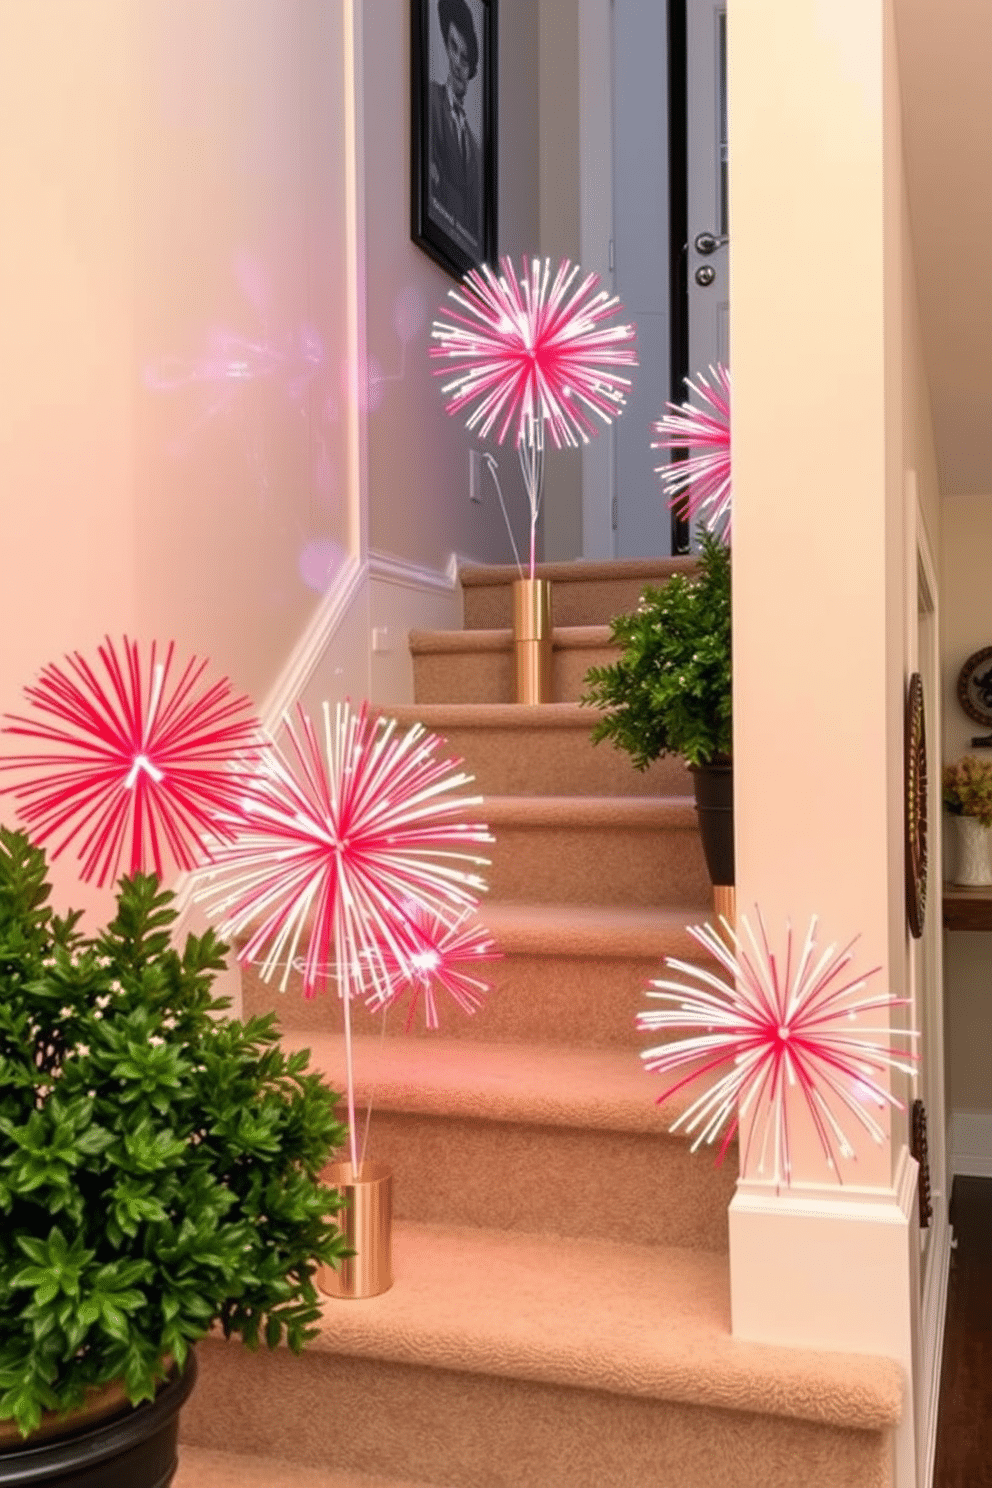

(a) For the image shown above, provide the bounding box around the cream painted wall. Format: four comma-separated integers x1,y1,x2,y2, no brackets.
0,3,139,714
0,1,353,922
732,0,898,1193
363,0,538,573
900,177,941,565
730,0,939,1194
0,2,141,927
728,5,931,1471
940,496,992,1142
133,1,351,699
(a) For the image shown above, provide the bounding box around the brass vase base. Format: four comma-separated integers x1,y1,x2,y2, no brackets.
712,884,736,934
512,578,552,704
318,1160,393,1299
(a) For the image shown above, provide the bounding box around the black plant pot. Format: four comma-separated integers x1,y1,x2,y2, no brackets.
690,759,735,887
0,1352,197,1488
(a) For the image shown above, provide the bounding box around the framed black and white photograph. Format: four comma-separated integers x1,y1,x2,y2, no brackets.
411,0,498,280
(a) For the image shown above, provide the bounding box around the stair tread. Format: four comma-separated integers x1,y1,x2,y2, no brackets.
478,900,713,957
459,557,697,585
175,1447,436,1488
238,903,713,969
382,700,653,730
472,794,697,825
282,1031,695,1134
308,1221,901,1431
409,625,613,653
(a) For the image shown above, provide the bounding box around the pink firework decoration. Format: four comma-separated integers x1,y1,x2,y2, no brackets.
1,637,263,886
638,910,917,1187
194,701,493,1171
431,256,637,576
366,907,500,1033
653,363,731,539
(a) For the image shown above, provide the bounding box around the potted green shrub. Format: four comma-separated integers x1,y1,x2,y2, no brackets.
581,529,733,890
943,754,992,887
0,826,350,1485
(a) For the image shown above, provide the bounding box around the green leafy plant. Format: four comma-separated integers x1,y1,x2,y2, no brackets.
0,826,350,1438
581,529,732,769
943,755,992,828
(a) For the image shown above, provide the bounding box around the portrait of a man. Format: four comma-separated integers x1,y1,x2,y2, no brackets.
428,0,484,258
412,0,496,278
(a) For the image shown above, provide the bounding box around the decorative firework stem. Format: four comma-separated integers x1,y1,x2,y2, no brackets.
327,701,361,1175
483,455,523,578
518,416,545,581
341,964,360,1174
358,1002,391,1171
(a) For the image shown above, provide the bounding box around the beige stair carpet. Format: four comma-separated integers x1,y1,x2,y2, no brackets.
181,556,901,1487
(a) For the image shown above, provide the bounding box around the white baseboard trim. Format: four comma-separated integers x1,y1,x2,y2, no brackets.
259,551,365,731
919,1212,952,1488
949,1109,992,1177
368,548,474,593
171,547,468,916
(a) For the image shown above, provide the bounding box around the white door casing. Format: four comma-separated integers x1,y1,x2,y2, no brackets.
687,0,729,377
611,0,672,558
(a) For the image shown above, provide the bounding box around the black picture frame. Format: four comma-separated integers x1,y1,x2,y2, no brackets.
411,0,498,280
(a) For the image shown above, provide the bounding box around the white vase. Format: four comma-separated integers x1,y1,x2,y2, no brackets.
952,814,992,887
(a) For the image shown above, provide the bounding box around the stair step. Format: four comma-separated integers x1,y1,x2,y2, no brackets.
378,703,693,798
175,1447,433,1488
181,1224,901,1488
281,1032,737,1251
242,902,712,1050
460,556,697,628
410,625,617,704
474,794,709,907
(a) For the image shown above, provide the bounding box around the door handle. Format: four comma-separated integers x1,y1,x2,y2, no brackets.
694,231,728,256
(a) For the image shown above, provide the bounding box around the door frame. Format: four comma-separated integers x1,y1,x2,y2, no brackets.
908,472,951,1488
668,0,690,554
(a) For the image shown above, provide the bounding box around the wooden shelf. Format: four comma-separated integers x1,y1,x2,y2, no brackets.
943,885,992,931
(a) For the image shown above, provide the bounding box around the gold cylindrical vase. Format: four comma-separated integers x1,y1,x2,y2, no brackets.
512,577,553,704
318,1160,393,1299
712,884,736,935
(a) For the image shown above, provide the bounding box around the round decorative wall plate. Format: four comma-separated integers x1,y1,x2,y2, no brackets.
957,647,992,727
905,672,927,940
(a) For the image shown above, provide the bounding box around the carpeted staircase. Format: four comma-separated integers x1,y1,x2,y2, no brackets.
176,558,903,1488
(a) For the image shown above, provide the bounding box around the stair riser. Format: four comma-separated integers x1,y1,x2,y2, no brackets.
412,642,617,706
242,949,705,1050
352,1110,735,1252
464,576,669,629
416,720,692,798
482,819,710,907
183,1343,893,1488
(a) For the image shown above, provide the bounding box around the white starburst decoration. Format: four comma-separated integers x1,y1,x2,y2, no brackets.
431,256,637,577
194,701,493,1172
638,909,917,1186
652,362,731,539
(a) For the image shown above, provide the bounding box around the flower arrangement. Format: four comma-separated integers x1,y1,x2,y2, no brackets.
581,528,731,769
942,754,992,828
